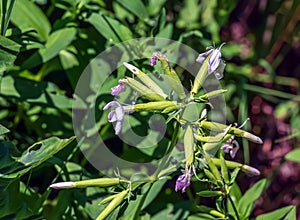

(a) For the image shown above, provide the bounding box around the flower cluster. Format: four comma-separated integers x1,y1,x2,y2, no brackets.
102,45,263,194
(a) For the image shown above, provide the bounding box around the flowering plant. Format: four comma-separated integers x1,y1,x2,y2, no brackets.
51,45,265,219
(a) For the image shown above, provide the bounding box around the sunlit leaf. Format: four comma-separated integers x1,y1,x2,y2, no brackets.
237,179,268,219
0,75,73,108
0,124,9,135
21,27,77,69
256,205,296,220
11,0,51,41
85,12,133,43
0,35,20,73
116,0,149,21
285,149,300,162
0,136,75,178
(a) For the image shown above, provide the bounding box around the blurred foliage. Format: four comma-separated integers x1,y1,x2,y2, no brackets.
0,0,299,219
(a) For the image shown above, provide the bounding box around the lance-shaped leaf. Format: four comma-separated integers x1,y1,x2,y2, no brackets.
0,124,9,135
219,154,229,184
203,151,222,181
21,27,77,69
0,35,20,73
0,136,75,178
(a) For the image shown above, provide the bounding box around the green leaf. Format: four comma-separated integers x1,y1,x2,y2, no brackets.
116,0,149,21
22,27,77,69
188,214,216,220
0,35,20,73
285,149,300,162
85,12,133,43
0,136,75,178
0,124,9,135
0,140,20,170
256,206,296,220
0,75,74,108
147,0,167,16
219,154,229,184
237,179,268,219
11,0,51,41
142,179,167,209
0,0,16,35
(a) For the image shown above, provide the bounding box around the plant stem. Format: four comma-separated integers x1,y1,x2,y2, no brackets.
228,194,240,220
152,121,181,179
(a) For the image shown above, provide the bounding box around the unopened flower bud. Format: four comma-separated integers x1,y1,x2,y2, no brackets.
50,178,120,189
152,52,186,100
124,77,166,101
96,189,129,220
123,62,168,99
211,158,260,176
132,101,182,112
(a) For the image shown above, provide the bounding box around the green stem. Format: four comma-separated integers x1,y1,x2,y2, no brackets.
152,121,181,179
133,183,153,219
228,194,240,220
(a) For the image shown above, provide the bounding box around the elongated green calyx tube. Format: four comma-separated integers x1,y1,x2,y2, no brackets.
197,89,227,100
132,100,183,112
50,178,120,189
99,194,119,205
196,205,225,218
212,158,260,176
200,121,263,144
155,53,186,100
124,77,165,101
195,124,231,143
184,125,195,165
96,189,129,220
74,178,120,188
123,62,168,99
191,54,211,96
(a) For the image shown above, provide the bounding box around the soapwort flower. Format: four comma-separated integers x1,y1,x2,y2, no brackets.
175,168,192,193
221,136,240,158
111,79,126,96
103,101,131,135
150,55,157,66
196,44,226,79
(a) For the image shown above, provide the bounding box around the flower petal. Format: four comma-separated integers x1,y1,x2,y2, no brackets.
108,111,117,122
196,49,213,64
213,60,226,80
230,140,240,158
114,119,123,135
103,101,120,110
208,49,221,74
150,56,157,66
221,143,230,153
111,81,126,96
